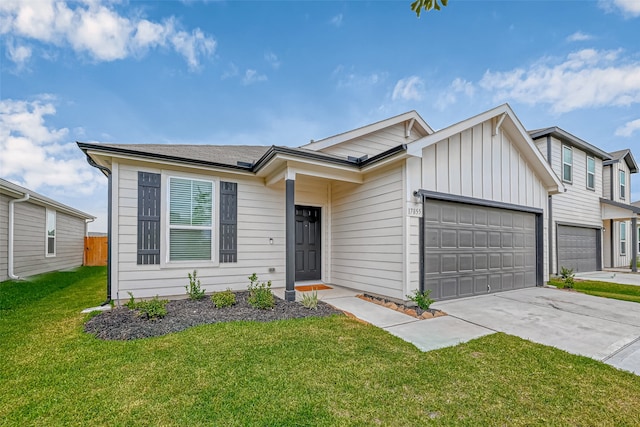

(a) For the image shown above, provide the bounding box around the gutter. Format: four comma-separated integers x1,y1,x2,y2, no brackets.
85,155,113,306
8,193,30,279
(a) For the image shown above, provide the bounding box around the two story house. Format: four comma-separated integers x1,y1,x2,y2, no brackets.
530,128,639,274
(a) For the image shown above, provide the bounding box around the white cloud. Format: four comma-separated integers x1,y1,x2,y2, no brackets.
566,31,593,42
242,69,267,85
0,0,216,70
333,65,385,89
480,49,640,113
615,118,640,137
265,51,281,69
392,76,424,101
5,38,31,67
599,0,640,17
0,97,102,195
435,78,475,110
330,13,343,27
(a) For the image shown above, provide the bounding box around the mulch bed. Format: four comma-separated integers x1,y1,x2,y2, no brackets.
357,294,446,319
84,291,343,341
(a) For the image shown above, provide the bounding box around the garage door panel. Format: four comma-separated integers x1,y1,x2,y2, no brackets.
425,199,538,300
557,225,599,273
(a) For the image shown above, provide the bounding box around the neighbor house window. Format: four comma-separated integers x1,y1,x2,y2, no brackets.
562,145,572,183
586,156,595,190
620,170,626,199
46,209,56,256
620,222,627,256
168,177,214,261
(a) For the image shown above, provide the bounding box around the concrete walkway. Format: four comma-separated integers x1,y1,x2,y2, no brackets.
575,270,640,286
275,285,640,375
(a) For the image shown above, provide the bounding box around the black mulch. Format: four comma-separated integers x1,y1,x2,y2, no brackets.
84,291,344,341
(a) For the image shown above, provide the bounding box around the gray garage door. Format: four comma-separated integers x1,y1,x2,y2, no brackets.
424,199,537,301
557,225,599,273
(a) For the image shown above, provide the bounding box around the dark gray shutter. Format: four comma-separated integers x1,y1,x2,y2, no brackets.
138,172,161,264
219,181,237,263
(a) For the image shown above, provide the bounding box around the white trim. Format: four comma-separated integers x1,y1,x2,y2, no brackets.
162,173,220,268
620,169,626,200
586,155,595,190
45,208,56,257
621,221,627,256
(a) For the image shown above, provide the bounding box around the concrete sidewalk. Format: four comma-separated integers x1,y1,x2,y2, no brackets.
275,285,640,376
575,270,640,286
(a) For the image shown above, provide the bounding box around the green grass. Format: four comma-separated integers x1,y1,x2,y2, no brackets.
549,277,640,303
2,268,640,425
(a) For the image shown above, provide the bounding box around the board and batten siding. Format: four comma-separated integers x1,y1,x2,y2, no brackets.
319,123,425,159
114,161,286,299
330,164,405,299
536,136,604,275
9,201,85,278
420,121,550,280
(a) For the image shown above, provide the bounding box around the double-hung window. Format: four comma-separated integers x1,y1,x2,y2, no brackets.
562,145,572,183
46,209,56,256
168,177,214,261
620,170,626,200
586,156,595,190
621,222,627,256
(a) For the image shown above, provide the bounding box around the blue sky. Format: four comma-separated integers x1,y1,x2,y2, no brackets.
1,0,640,232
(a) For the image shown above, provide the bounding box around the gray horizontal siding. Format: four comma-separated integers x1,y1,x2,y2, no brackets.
0,194,9,281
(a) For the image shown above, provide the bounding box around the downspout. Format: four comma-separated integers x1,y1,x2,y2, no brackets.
8,193,30,279
85,155,112,306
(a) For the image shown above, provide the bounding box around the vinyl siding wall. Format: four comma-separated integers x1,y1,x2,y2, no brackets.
331,164,405,299
114,160,287,299
319,123,424,159
535,136,604,274
420,121,550,280
602,161,633,268
0,196,85,280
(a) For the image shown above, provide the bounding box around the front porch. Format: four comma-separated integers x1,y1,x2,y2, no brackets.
601,199,639,272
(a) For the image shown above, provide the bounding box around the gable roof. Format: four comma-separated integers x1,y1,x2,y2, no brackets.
528,127,612,160
406,104,563,193
301,110,433,152
0,178,95,220
605,149,638,173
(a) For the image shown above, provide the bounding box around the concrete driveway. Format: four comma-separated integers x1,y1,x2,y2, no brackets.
428,287,640,375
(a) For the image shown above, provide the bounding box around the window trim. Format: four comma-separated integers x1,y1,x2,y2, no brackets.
620,169,626,200
45,208,56,257
586,156,595,191
562,145,573,184
620,222,627,256
162,173,219,267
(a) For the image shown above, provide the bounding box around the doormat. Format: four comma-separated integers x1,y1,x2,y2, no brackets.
295,284,332,292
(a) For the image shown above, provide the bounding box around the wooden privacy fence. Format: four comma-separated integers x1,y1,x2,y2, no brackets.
84,236,108,266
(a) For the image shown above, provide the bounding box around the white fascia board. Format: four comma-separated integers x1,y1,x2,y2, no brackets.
302,110,433,152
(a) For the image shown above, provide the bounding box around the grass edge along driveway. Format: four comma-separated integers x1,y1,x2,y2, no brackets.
2,267,640,426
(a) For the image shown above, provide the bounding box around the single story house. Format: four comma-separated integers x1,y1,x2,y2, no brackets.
0,178,95,281
529,129,639,274
79,104,566,303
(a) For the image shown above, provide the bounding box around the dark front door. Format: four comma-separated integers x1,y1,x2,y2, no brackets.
295,205,321,281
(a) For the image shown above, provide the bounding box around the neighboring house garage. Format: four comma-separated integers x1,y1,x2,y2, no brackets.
556,225,601,273
423,197,539,301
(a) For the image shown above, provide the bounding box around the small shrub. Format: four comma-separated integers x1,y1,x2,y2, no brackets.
124,292,168,319
406,289,435,310
136,296,169,320
186,270,205,300
301,291,319,310
247,273,274,309
211,289,236,308
560,266,575,289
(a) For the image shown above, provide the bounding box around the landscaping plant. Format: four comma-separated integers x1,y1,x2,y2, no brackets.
301,290,319,310
407,289,435,310
211,289,236,308
247,273,274,309
125,292,169,319
186,270,205,300
560,266,575,289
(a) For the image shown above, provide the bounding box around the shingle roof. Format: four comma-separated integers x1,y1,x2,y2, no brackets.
97,143,271,167
605,148,638,173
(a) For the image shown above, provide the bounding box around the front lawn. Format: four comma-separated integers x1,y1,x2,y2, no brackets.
2,267,640,425
549,277,640,304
